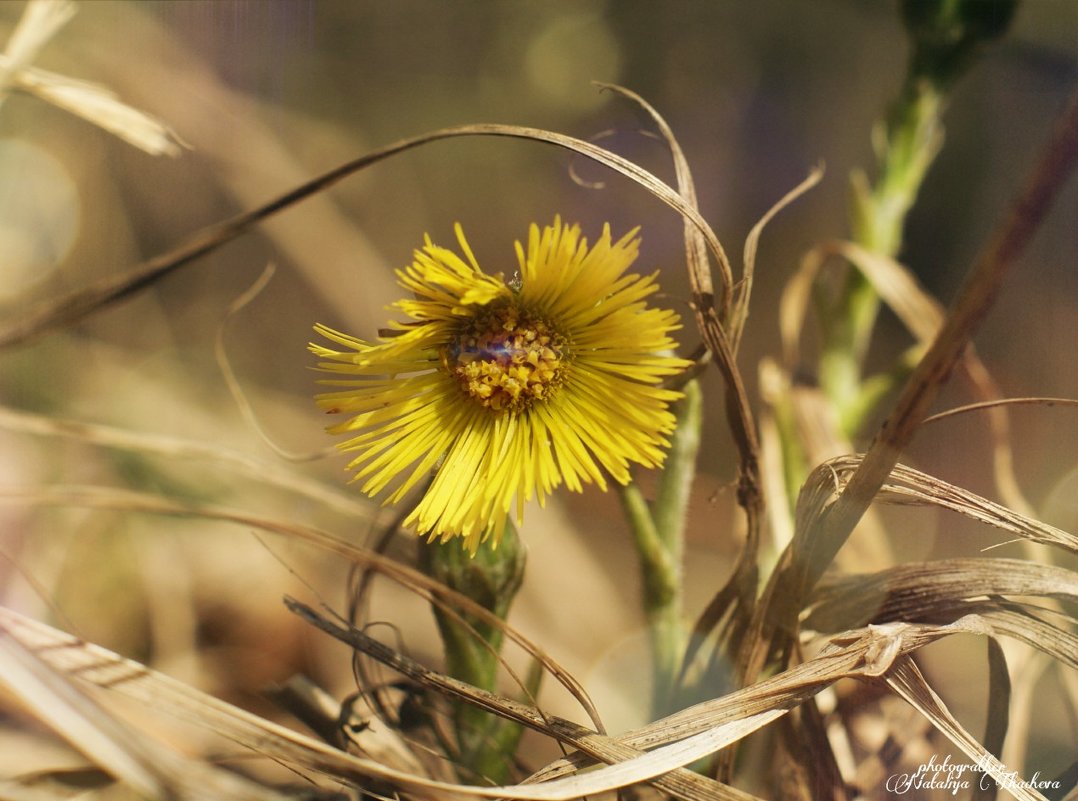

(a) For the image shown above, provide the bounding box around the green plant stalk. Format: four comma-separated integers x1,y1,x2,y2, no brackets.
820,0,1017,436
617,481,682,717
617,378,701,717
420,522,527,785
769,384,810,515
654,379,703,550
820,78,944,435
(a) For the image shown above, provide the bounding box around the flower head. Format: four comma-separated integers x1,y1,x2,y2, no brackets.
311,218,691,552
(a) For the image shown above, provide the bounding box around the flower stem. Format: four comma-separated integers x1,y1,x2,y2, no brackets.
820,78,943,433
618,378,701,717
819,0,1017,435
419,521,527,784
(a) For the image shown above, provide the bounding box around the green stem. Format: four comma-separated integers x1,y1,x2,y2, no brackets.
420,522,527,784
617,378,701,717
821,78,944,435
819,0,1017,437
654,378,703,550
617,482,682,717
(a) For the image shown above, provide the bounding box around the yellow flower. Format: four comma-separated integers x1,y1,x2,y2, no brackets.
310,218,691,552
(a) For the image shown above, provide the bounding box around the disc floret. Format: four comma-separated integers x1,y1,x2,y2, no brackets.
445,303,568,413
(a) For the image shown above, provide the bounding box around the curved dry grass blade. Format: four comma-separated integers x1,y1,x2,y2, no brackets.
595,82,732,319
758,358,897,571
816,591,1078,671
732,165,823,354
215,263,337,463
0,631,165,800
975,638,1011,801
286,597,762,801
0,2,182,155
778,237,936,369
805,558,1078,632
0,403,375,521
681,317,764,679
764,92,1078,684
0,122,725,349
796,457,1078,558
779,247,822,370
968,607,1078,670
877,462,1078,554
597,85,766,679
922,397,1078,425
831,239,1043,519
887,656,1050,801
529,620,980,784
0,606,767,801
826,240,944,343
757,361,796,550
1,559,1014,797
0,483,604,733
0,606,445,799
742,450,1078,731
781,240,1042,518
0,624,291,801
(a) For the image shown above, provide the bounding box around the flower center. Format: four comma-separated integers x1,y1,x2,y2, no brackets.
445,304,568,413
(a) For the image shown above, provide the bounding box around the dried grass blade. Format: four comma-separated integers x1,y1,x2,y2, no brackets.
826,240,944,343
886,656,1049,801
0,122,724,349
0,604,779,801
0,607,540,800
781,240,1041,518
966,607,1078,669
531,620,975,783
805,557,1078,632
796,457,1078,559
0,630,166,800
0,608,465,799
732,165,823,353
595,82,732,319
779,245,824,368
4,564,978,801
974,638,1011,801
878,462,1078,554
762,93,1078,689
214,264,336,463
0,621,290,801
286,597,761,801
591,84,769,705
778,238,933,369
922,397,1078,425
0,403,374,521
0,0,75,103
0,483,604,733
757,363,796,550
834,239,1043,518
12,64,184,156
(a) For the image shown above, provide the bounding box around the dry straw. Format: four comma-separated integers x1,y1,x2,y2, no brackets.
1,2,1076,799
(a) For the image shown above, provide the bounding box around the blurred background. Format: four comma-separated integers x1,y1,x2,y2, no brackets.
0,0,1075,788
